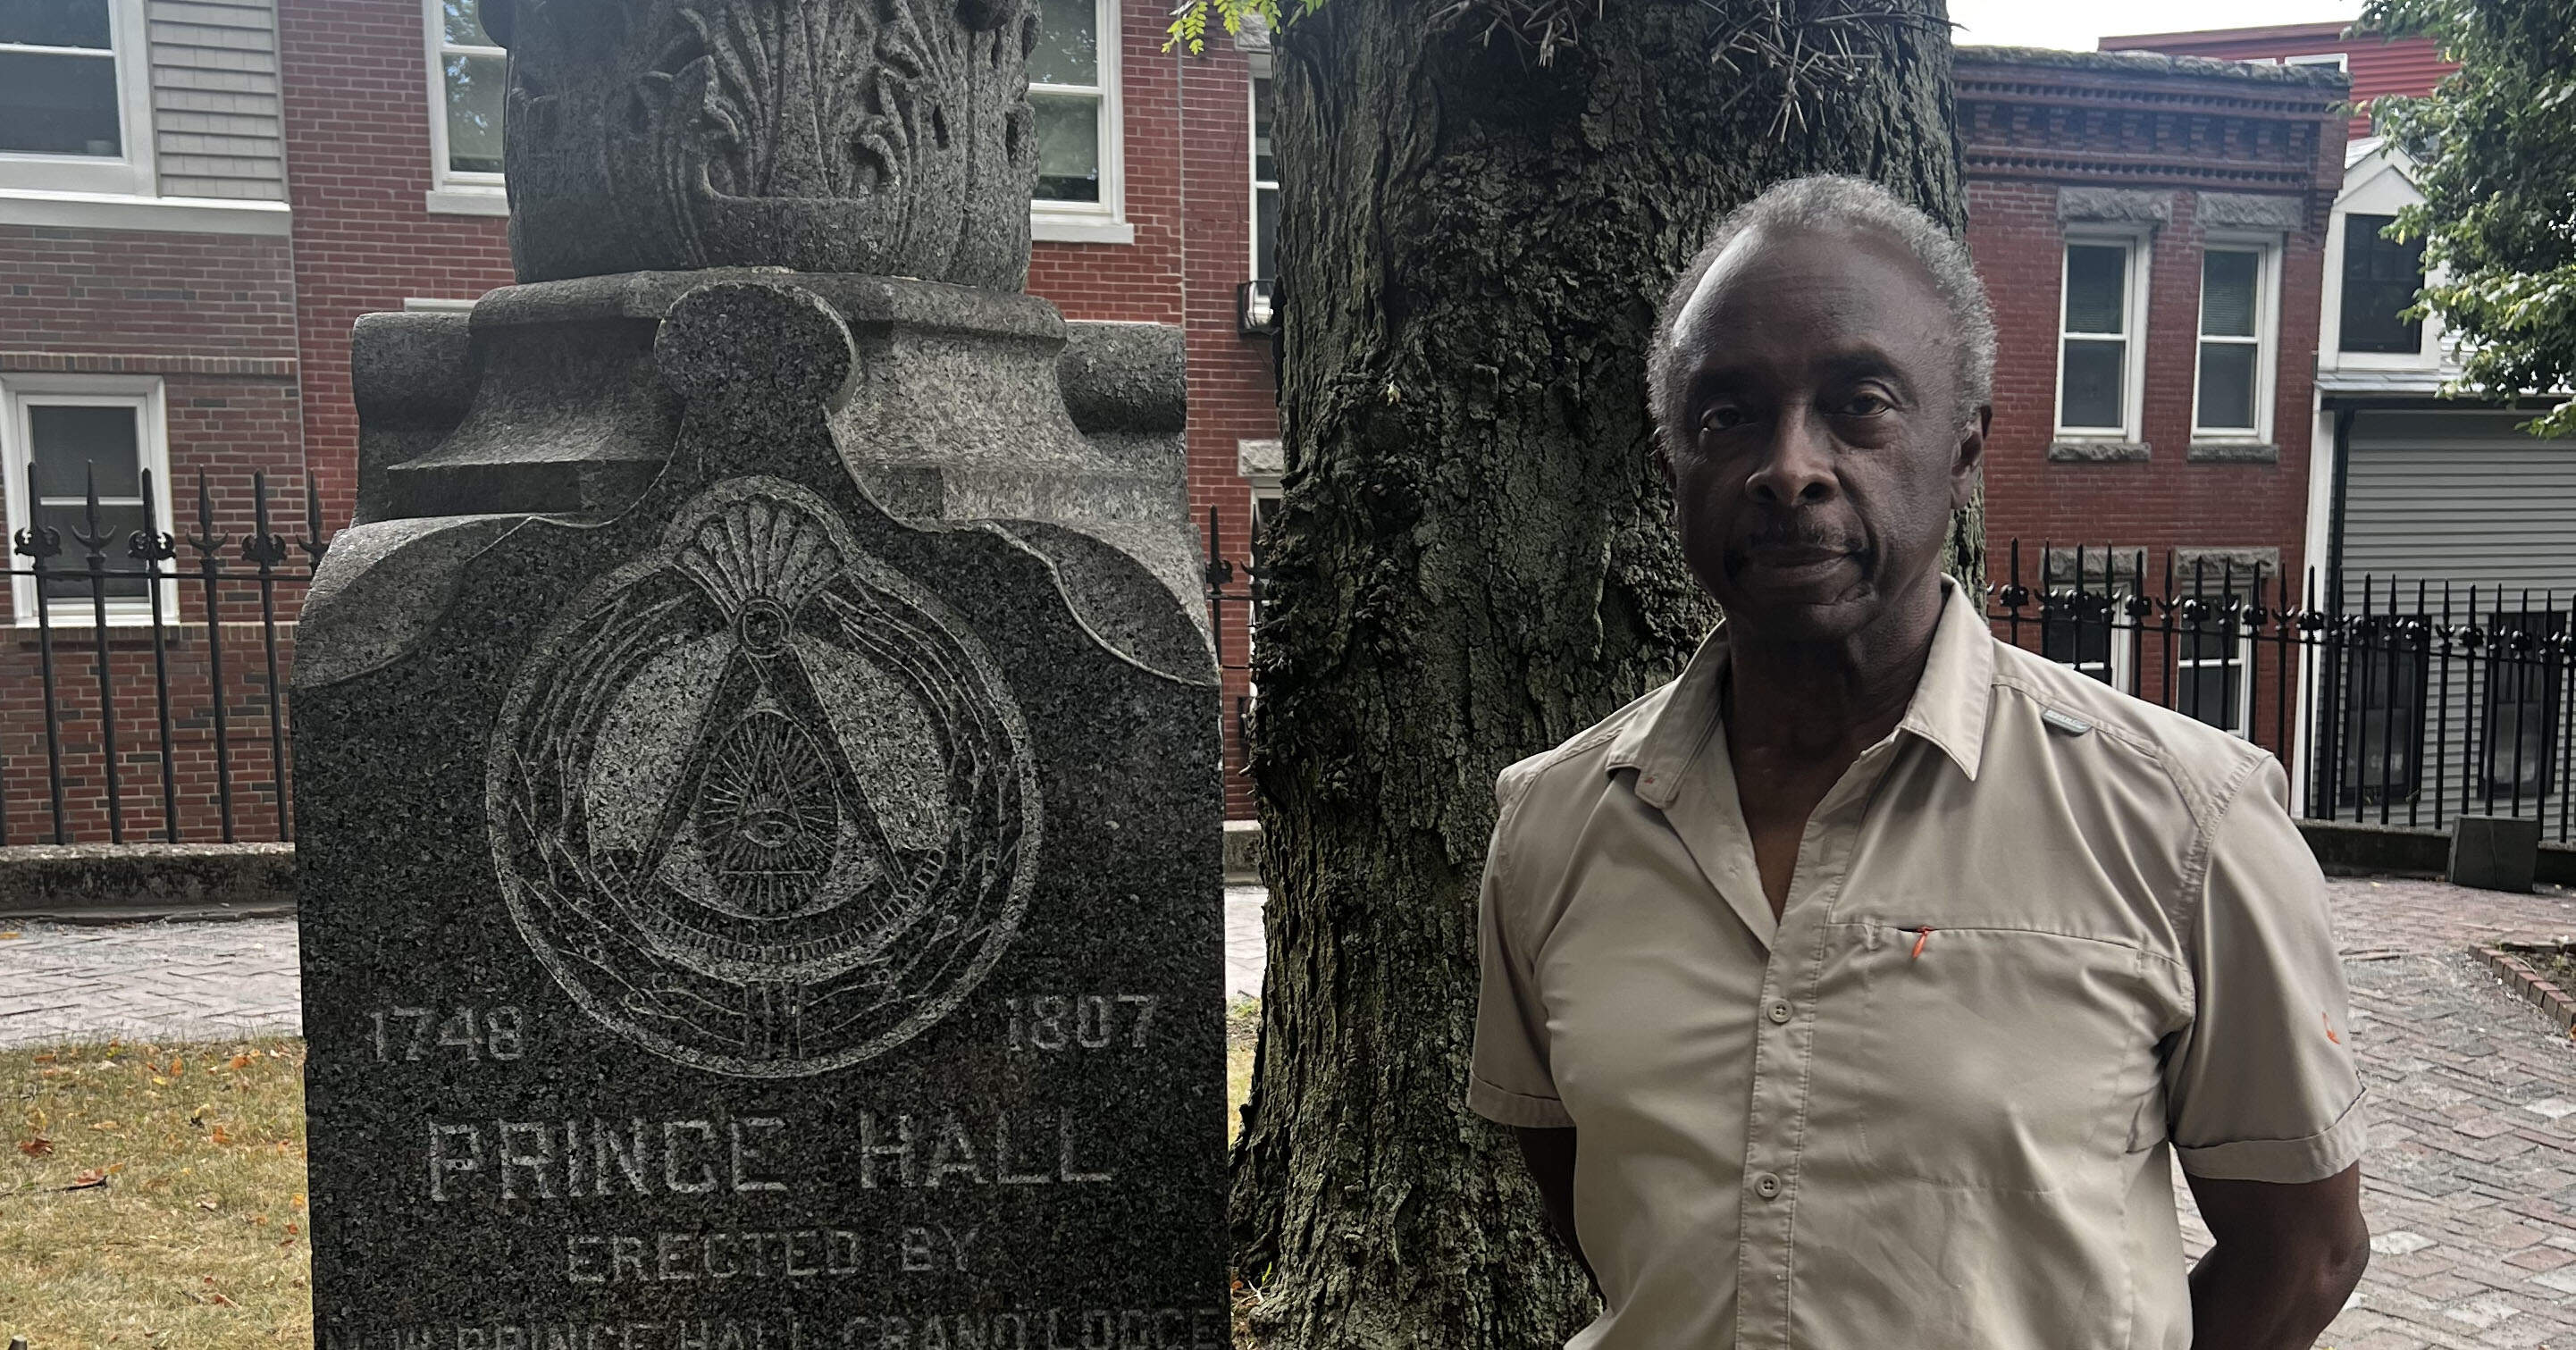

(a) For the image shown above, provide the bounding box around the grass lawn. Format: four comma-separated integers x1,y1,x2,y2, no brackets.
3,1037,313,1348
5,1010,1265,1349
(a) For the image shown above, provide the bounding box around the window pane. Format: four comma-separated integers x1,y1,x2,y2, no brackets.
2200,250,2259,338
2060,338,2124,429
2063,245,2127,334
2340,214,2425,354
1031,92,1099,202
0,49,119,155
0,0,111,47
1029,0,1096,87
2040,611,2111,673
2197,340,2258,430
1252,76,1274,182
34,501,148,599
2484,613,2564,794
441,0,494,46
444,52,505,174
1254,186,1278,281
2181,620,2242,660
29,403,140,499
2184,667,2239,731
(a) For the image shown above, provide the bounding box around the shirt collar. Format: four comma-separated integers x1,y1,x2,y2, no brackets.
1607,579,1993,807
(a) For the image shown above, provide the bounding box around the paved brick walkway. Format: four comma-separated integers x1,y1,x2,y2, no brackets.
8,879,2576,1346
0,918,302,1047
2307,876,2576,1349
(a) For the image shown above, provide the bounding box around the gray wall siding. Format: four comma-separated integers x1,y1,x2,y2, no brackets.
2330,408,2572,820
148,0,285,200
2342,409,2576,601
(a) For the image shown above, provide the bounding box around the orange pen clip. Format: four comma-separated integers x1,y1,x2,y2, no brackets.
1910,927,1934,960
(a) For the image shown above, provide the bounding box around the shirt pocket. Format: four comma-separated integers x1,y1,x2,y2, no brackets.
1817,921,2160,1194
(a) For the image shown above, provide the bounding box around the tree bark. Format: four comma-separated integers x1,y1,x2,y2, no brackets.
1233,3,1967,1345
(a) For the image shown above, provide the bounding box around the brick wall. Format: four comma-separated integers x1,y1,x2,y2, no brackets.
1960,49,2346,749
275,0,516,538
0,223,308,843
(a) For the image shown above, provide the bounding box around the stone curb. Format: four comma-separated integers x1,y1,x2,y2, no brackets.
2475,941,2576,1036
0,843,296,924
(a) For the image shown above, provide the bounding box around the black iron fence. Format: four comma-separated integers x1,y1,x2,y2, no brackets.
8,497,2566,849
1990,540,2572,843
5,465,327,846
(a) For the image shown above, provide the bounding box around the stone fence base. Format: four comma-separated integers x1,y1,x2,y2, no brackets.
0,843,296,923
2301,820,2576,887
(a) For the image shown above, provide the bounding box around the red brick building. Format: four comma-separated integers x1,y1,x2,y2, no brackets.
2099,21,2454,139
1,0,1278,841
1958,46,2348,745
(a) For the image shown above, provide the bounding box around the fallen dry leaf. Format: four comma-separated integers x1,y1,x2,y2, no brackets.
17,1137,53,1158
90,1119,123,1131
31,1052,55,1063
0,931,19,940
290,1193,306,1208
210,1125,234,1145
196,1197,219,1211
226,1054,252,1070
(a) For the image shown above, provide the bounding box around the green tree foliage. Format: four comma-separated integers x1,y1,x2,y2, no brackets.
2363,0,2576,436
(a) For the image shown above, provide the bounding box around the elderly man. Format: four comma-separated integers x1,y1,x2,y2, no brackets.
1470,176,2370,1349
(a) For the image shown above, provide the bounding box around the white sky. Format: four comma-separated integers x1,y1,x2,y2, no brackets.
1946,0,2362,53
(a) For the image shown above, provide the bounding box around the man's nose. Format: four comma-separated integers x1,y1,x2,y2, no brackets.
1744,407,1838,506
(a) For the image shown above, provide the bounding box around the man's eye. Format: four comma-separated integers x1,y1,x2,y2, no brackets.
1837,391,1893,416
1701,406,1748,432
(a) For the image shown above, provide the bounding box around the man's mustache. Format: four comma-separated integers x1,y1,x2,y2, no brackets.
1741,524,1863,555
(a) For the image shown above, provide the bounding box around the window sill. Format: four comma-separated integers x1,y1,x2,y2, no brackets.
0,188,289,237
2186,440,2279,463
2047,439,2152,463
425,188,510,218
1032,214,1134,246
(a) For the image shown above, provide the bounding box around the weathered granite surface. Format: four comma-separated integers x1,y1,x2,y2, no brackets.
293,279,1227,1346
357,271,1207,660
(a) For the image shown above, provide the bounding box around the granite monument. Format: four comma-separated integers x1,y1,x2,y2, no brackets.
290,0,1227,1344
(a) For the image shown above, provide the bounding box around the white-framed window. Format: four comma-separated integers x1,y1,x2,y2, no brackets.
0,0,155,197
2055,234,2151,440
2192,239,2280,442
1028,0,1126,244
425,0,508,211
2176,615,2255,734
2,373,176,625
1250,67,1276,281
2282,52,2349,72
2041,598,2135,693
2040,549,2137,693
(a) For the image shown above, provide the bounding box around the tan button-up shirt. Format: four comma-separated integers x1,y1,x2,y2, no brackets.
1470,582,2367,1349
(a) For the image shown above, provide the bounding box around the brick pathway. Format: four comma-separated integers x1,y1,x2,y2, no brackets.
8,879,2576,1346
0,918,302,1047
2307,876,2576,1349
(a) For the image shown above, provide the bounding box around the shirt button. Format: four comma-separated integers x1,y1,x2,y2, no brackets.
1753,1172,1783,1200
1765,1000,1792,1025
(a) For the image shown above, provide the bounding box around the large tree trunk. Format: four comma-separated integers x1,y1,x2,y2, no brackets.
1233,3,1966,1345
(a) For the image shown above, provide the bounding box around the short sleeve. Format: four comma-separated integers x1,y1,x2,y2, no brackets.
1467,767,1573,1129
2165,757,2368,1182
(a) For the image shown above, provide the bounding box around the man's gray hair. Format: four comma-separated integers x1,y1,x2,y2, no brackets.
1649,174,1998,434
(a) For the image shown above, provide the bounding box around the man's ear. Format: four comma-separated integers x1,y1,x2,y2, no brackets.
1655,435,1676,495
1950,404,1990,511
